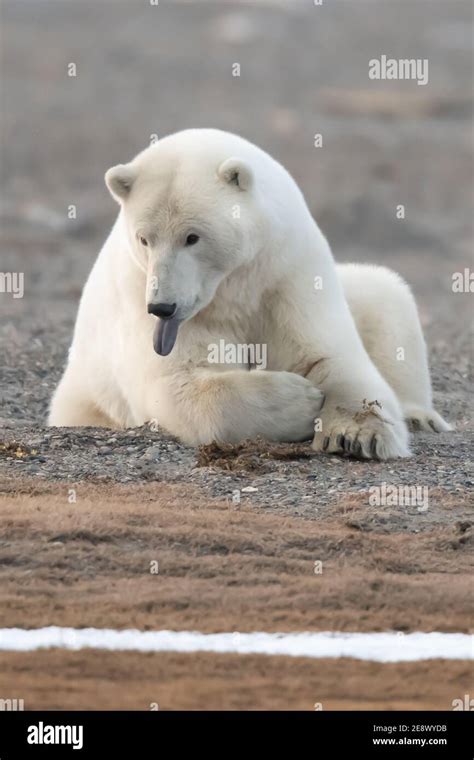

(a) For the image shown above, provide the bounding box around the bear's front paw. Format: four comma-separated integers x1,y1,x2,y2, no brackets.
312,400,410,460
273,372,325,441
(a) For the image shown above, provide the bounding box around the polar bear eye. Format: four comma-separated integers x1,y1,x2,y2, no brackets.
185,233,200,246
139,236,148,247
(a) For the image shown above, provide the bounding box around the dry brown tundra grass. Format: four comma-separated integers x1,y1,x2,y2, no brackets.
0,478,471,632
0,477,471,710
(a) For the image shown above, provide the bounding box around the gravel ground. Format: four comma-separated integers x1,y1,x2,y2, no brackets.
1,423,472,527
1,0,472,526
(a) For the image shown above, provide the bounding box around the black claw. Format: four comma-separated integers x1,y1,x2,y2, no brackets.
344,437,352,452
353,440,362,457
370,434,378,458
336,434,344,449
322,436,330,451
428,420,438,433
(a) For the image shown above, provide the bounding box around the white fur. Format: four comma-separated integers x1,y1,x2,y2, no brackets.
49,129,450,459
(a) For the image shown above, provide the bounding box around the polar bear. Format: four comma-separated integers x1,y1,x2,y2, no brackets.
49,128,450,459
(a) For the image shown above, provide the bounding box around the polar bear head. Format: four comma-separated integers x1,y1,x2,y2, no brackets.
105,129,277,355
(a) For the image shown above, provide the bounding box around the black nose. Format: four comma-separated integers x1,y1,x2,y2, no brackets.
147,302,177,319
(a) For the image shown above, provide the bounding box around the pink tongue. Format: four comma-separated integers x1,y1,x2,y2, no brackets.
153,316,180,356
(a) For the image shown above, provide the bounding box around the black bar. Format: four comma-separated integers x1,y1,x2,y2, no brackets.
0,711,471,757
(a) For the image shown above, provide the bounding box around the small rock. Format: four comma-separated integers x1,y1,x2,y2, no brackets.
142,446,162,461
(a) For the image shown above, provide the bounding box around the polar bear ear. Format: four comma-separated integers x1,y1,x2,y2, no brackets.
105,163,137,203
218,157,253,191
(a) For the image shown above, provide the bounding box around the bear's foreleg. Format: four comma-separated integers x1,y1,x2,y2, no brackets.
48,372,116,428
153,368,325,445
